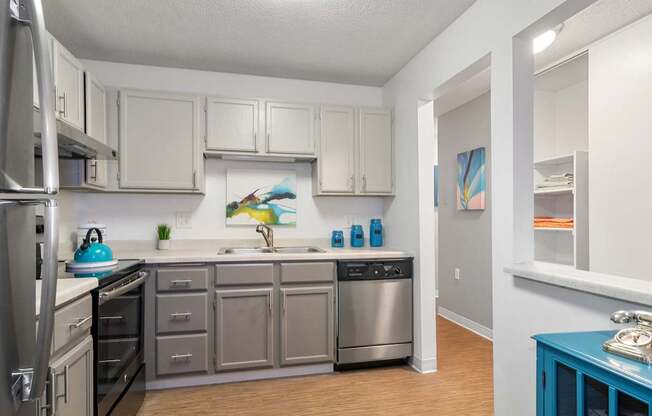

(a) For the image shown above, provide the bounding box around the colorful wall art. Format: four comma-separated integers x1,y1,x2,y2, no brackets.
226,169,297,225
457,147,486,210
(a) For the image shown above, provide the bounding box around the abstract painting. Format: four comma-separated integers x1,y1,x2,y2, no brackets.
457,147,486,210
226,169,297,226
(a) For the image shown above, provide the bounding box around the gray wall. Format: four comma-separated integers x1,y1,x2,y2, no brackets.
437,92,492,330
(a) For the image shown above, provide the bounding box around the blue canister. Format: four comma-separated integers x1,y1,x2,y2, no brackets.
331,230,344,248
350,225,364,247
370,219,383,247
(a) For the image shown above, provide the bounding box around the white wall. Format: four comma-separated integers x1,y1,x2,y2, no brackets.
534,80,588,160
588,15,652,280
380,0,629,414
60,61,385,244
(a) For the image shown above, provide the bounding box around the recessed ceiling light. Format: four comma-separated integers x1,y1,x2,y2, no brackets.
533,24,563,54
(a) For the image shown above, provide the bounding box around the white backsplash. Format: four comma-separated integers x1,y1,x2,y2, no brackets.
59,159,384,248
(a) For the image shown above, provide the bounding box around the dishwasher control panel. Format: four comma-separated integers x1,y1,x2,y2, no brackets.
338,259,413,281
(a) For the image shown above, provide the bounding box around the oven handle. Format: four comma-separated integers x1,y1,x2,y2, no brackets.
98,271,147,304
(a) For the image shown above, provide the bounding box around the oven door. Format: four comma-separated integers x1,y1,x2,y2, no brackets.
94,270,146,416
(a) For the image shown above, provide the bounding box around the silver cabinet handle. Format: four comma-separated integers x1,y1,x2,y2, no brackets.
362,175,367,191
49,367,56,415
68,315,91,329
170,279,192,287
170,312,192,320
171,353,193,361
268,295,272,313
57,91,65,117
350,175,355,191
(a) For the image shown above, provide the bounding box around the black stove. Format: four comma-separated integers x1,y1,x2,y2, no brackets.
61,259,147,416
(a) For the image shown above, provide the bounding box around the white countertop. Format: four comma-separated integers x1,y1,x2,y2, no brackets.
506,261,652,306
109,247,412,264
35,278,98,316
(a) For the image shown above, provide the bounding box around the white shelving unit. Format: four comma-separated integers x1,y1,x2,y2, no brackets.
533,151,589,269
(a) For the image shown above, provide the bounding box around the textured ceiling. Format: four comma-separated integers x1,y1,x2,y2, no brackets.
43,0,476,86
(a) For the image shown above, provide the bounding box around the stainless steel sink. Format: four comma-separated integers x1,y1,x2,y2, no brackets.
272,246,325,254
218,247,274,255
218,246,325,255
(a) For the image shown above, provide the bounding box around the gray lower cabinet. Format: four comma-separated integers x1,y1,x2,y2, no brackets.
280,286,334,366
215,288,274,371
46,335,93,416
157,333,208,376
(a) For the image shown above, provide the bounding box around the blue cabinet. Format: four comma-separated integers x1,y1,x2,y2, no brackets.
535,331,652,416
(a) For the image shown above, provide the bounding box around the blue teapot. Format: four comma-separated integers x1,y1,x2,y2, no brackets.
74,228,113,264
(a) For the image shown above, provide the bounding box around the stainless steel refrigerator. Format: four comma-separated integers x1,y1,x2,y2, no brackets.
1,0,60,415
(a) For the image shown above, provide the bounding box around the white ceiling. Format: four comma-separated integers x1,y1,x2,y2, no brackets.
43,0,476,87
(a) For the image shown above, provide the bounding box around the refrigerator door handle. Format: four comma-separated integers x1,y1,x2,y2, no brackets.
6,199,59,403
9,0,59,196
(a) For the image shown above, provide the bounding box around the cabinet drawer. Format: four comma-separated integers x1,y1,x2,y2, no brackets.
53,295,93,354
280,262,335,284
156,293,208,334
216,264,274,286
157,267,209,292
156,333,208,376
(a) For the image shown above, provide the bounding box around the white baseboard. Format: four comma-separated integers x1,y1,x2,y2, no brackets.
409,356,437,374
438,306,493,341
146,363,333,391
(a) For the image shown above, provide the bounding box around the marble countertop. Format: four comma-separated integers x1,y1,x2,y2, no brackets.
506,261,652,306
59,239,412,264
104,247,411,264
35,278,98,317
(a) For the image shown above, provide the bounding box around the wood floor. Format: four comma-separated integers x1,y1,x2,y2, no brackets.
138,317,494,415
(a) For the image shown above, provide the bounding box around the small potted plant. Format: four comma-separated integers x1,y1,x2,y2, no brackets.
157,224,171,250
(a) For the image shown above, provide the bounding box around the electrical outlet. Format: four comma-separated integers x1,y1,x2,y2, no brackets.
454,268,460,280
175,212,192,229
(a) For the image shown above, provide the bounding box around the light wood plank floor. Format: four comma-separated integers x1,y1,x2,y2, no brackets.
138,317,493,415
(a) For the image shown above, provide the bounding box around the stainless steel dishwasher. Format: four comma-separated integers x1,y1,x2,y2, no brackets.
336,259,413,366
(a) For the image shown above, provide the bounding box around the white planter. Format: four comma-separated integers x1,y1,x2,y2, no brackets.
157,239,171,250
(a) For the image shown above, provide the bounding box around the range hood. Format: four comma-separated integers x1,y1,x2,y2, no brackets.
33,109,118,160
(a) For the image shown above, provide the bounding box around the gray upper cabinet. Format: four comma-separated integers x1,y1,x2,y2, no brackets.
266,101,315,155
85,71,107,144
316,106,356,194
49,335,93,416
359,108,393,194
215,288,274,371
280,286,334,366
206,97,258,152
119,90,201,191
85,72,108,188
52,38,85,131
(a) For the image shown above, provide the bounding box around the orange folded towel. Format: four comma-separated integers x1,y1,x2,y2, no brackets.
534,217,574,229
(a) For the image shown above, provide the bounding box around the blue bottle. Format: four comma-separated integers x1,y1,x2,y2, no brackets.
350,225,364,247
370,219,383,247
331,230,344,248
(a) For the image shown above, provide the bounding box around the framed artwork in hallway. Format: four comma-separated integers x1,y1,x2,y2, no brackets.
457,147,486,210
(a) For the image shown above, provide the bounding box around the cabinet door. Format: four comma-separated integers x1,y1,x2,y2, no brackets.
85,72,106,143
85,159,108,188
266,101,315,155
215,288,274,371
206,97,258,152
49,335,93,416
318,106,355,193
53,39,85,131
280,286,334,366
359,108,393,194
119,90,200,190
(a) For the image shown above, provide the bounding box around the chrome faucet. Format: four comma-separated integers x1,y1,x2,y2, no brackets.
256,224,274,248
